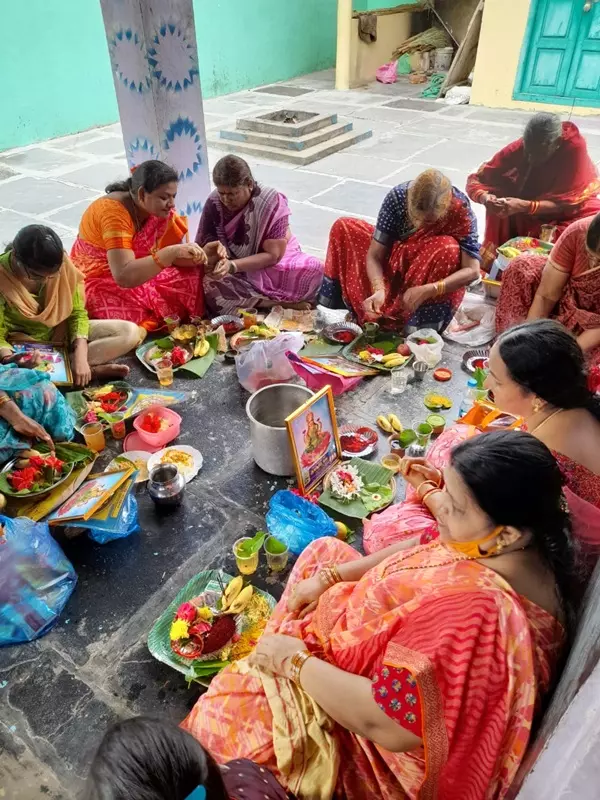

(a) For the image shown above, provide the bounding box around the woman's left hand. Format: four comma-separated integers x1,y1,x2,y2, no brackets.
203,241,228,267
71,351,92,387
212,259,232,279
403,285,434,312
248,634,305,678
400,457,442,491
502,198,532,217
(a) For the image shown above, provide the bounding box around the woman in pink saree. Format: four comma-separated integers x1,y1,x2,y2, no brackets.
196,155,324,314
364,320,600,556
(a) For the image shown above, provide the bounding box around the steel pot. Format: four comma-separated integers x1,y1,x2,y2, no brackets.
147,463,186,507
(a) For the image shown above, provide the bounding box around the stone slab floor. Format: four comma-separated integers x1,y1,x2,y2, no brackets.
1,71,599,798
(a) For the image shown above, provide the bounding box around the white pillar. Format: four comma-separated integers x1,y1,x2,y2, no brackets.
99,0,211,237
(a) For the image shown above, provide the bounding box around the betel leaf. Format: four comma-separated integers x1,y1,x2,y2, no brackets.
265,536,287,554
236,531,266,558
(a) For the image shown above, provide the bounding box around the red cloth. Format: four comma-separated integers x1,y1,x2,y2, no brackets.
324,212,468,328
466,122,600,270
495,253,600,370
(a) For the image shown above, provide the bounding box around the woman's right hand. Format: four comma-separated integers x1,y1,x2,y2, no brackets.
1,404,54,447
400,457,442,491
160,243,207,267
363,289,386,319
287,575,327,619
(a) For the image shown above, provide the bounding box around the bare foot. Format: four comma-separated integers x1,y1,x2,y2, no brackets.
91,364,130,381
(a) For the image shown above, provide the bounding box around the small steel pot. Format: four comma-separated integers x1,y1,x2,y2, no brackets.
147,463,185,508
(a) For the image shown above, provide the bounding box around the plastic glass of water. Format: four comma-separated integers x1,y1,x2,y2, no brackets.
390,367,409,395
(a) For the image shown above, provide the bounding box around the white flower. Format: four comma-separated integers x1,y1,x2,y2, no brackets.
330,465,363,501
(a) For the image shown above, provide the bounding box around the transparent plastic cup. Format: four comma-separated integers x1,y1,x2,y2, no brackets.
234,537,259,575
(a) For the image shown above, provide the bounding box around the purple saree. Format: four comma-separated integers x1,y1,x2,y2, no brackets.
196,185,323,314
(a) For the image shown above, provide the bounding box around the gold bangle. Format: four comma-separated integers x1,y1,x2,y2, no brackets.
319,565,342,589
151,249,166,270
421,487,442,506
0,394,11,408
372,279,385,292
435,280,446,297
289,649,314,684
417,480,439,500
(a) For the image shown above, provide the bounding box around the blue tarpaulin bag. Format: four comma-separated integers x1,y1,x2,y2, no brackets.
0,515,77,646
266,490,337,555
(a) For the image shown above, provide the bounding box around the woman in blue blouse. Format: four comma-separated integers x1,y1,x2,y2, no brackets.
319,169,481,331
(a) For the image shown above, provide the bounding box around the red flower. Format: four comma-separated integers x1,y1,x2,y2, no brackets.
8,466,39,491
366,345,384,355
45,455,64,471
176,602,197,623
28,456,46,469
290,488,320,504
170,346,188,367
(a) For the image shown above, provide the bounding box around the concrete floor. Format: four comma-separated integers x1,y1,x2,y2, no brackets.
1,71,600,799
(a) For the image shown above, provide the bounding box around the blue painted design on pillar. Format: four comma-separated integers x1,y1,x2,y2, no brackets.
109,28,151,93
163,117,204,181
180,200,204,218
148,23,199,92
127,136,159,169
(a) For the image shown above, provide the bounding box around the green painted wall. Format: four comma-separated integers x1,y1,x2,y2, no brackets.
193,0,338,98
1,0,338,152
1,0,118,151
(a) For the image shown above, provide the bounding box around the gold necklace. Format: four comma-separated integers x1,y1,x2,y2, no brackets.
528,407,563,436
397,542,528,572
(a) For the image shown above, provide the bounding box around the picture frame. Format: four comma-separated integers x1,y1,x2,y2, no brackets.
11,343,73,386
46,466,134,525
285,385,342,495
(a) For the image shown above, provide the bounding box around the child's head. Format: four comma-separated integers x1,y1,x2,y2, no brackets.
86,717,228,800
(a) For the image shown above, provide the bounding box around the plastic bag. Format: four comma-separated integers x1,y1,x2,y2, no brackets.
286,352,363,396
0,515,77,645
266,490,337,555
85,493,140,544
444,292,496,347
376,61,398,84
236,333,304,392
406,329,444,368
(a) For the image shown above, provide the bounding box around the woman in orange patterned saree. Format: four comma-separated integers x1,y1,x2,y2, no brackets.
71,160,220,329
184,432,578,800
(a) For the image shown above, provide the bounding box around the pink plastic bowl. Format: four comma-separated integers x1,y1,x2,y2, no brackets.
133,405,182,448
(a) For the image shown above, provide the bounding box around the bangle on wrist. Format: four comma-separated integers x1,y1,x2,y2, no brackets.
421,487,442,506
434,280,446,298
0,394,11,409
417,480,439,500
319,564,342,589
529,200,540,215
289,649,314,684
229,260,238,275
151,249,167,270
372,280,385,293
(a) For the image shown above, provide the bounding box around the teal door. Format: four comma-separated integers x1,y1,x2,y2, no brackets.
514,0,600,107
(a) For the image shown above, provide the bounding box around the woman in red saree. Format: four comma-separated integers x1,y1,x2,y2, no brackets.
183,431,577,800
364,320,600,557
496,213,600,368
466,113,600,271
71,160,219,329
320,169,480,332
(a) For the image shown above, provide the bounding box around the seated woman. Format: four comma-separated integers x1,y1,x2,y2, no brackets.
467,112,600,271
364,320,600,555
87,716,293,800
496,212,600,367
0,225,140,388
196,155,324,314
0,363,75,463
183,431,577,800
71,160,212,328
320,169,480,332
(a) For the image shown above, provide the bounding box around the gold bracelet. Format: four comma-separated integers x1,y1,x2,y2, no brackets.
289,649,314,684
421,487,442,506
151,249,166,270
319,565,342,589
0,394,11,408
372,280,385,293
417,480,439,501
435,280,446,297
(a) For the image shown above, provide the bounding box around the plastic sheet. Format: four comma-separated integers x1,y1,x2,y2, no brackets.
236,333,304,392
0,515,77,645
266,490,337,555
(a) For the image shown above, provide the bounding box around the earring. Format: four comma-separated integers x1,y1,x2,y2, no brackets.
532,398,544,414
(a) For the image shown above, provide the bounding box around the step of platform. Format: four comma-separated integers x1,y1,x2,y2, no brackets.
209,128,373,166
220,121,354,152
236,111,337,138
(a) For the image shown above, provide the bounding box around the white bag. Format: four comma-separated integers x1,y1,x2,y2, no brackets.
236,333,304,393
406,329,444,368
444,292,496,346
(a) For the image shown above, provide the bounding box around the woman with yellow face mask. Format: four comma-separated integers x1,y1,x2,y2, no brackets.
183,431,578,800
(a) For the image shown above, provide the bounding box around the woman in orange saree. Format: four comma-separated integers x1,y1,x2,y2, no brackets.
71,160,217,329
466,113,600,272
184,431,577,800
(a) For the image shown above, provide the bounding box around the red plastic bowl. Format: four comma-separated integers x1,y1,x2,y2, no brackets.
133,405,182,448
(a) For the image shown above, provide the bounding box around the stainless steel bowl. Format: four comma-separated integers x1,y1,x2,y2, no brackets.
0,457,74,498
322,322,363,344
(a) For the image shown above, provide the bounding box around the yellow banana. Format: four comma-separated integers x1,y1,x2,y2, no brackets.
194,337,210,357
228,585,254,614
381,353,401,364
382,355,405,368
222,576,243,610
376,415,393,433
388,414,403,433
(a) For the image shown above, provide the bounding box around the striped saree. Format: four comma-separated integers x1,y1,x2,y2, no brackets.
183,538,563,800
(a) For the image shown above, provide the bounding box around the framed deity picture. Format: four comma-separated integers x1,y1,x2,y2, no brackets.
285,386,342,495
11,343,73,386
46,466,134,525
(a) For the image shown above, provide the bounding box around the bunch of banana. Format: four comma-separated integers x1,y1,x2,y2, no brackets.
194,335,210,357
221,576,254,615
376,414,403,433
381,353,408,368
247,324,279,340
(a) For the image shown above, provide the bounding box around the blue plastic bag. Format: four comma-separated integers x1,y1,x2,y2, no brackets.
0,515,77,646
83,492,140,544
266,490,337,555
